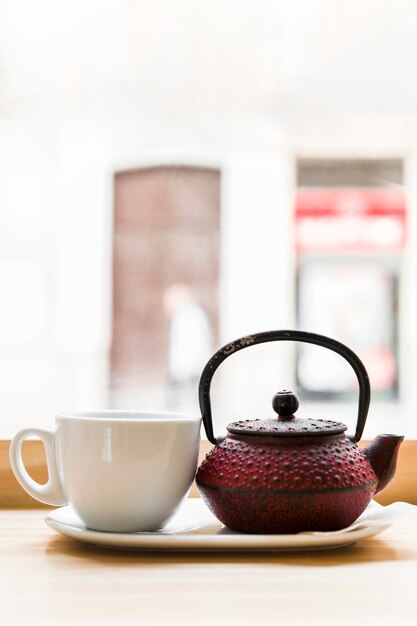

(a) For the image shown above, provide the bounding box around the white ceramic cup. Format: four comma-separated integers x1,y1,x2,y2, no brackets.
9,411,201,532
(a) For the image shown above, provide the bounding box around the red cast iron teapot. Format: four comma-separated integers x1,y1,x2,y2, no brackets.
196,330,404,534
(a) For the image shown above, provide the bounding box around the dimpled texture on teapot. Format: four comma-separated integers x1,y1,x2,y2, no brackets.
197,437,377,492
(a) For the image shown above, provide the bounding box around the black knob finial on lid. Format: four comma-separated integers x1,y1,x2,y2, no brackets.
272,390,299,417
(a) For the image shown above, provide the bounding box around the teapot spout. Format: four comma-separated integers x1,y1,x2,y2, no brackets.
363,434,404,494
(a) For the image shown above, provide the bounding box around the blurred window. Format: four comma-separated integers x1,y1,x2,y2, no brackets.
295,159,403,401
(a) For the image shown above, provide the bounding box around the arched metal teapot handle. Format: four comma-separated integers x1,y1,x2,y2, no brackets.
199,330,371,445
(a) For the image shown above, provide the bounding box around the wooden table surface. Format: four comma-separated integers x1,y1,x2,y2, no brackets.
2,507,417,626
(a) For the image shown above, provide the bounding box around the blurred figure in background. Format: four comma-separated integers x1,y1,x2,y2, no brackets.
163,284,212,410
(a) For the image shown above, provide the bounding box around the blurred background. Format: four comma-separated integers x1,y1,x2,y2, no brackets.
1,0,416,438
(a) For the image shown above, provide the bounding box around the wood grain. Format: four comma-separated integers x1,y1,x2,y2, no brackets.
1,508,417,625
1,438,417,507
0,440,48,508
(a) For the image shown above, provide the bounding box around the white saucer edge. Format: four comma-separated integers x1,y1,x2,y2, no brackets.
45,499,392,552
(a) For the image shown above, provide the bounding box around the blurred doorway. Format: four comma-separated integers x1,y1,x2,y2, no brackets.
110,165,220,407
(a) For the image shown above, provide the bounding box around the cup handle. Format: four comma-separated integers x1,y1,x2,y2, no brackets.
9,428,67,506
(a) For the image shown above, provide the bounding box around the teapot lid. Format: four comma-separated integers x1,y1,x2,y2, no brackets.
227,390,347,438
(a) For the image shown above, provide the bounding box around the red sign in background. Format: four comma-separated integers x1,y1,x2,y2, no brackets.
295,189,407,253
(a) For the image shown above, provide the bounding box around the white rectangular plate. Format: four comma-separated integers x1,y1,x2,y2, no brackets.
45,498,392,552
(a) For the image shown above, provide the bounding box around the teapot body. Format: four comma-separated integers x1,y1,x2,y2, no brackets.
197,330,403,534
196,433,377,533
